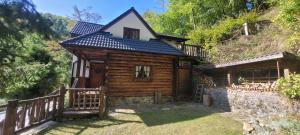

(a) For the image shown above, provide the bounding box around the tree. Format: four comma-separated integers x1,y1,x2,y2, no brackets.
274,0,300,54
43,13,74,38
143,10,164,33
144,0,275,37
0,0,54,66
156,0,167,12
71,5,101,23
0,0,71,99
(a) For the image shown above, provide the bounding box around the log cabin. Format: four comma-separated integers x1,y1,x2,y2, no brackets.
60,7,206,105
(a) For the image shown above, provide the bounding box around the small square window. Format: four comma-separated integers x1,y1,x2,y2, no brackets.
123,27,140,40
135,65,151,80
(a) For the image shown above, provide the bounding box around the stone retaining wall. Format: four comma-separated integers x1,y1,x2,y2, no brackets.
204,87,300,115
108,96,172,106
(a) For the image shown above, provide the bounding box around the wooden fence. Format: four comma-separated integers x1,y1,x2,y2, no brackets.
0,85,107,135
67,87,106,117
176,44,207,60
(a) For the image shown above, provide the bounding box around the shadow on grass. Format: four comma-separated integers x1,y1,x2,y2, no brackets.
40,117,142,135
40,102,240,135
137,105,215,126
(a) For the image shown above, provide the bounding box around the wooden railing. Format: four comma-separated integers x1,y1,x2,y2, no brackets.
0,105,7,135
67,87,106,117
176,44,207,60
0,96,61,135
0,85,107,135
15,95,60,132
0,86,64,135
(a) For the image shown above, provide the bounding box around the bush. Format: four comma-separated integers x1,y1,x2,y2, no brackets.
274,0,300,54
187,12,257,50
276,73,300,99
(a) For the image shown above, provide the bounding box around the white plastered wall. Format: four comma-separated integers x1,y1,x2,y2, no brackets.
104,12,156,41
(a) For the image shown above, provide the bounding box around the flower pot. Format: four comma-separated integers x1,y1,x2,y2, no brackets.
203,94,212,106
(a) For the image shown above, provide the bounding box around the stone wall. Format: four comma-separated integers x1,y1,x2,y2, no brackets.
204,87,300,115
108,96,172,106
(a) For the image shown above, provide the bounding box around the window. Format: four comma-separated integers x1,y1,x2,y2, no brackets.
135,65,151,80
123,27,140,40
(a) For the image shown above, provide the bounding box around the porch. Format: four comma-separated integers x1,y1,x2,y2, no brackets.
0,86,107,135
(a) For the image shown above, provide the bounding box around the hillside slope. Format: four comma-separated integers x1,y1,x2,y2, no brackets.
211,8,299,64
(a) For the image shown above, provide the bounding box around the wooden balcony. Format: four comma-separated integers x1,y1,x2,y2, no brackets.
176,44,207,60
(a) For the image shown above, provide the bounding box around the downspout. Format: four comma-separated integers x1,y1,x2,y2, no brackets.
172,57,179,101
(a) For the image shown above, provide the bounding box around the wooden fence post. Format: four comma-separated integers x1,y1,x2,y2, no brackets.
98,87,106,118
57,84,66,121
3,100,18,135
154,91,162,104
69,89,73,108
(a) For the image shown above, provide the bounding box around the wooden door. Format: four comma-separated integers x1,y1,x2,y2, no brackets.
177,67,192,96
88,63,105,88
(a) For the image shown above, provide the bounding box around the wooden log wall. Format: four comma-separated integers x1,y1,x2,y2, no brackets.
107,51,175,97
69,47,177,97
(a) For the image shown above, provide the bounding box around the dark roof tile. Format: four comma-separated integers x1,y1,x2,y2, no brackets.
60,32,185,56
70,21,104,36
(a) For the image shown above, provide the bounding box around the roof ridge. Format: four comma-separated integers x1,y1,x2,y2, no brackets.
77,21,104,26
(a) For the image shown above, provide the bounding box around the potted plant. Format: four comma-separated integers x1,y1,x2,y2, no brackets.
203,92,212,106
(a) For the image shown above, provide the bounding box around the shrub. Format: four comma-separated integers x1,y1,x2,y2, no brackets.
276,73,300,99
187,11,257,50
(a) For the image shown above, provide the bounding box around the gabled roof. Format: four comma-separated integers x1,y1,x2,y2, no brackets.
60,31,185,56
69,7,188,42
70,21,104,36
99,7,157,38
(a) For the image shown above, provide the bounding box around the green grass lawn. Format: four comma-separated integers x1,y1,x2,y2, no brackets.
40,103,242,135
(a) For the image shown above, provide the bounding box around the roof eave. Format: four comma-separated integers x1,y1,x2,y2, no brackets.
60,44,184,57
157,34,189,42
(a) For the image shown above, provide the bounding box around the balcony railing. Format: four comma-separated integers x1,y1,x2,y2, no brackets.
176,44,207,60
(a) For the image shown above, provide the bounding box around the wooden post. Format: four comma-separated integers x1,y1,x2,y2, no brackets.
154,91,162,104
3,100,18,135
154,92,157,104
52,97,57,120
227,70,233,86
57,84,66,121
69,89,73,108
243,23,249,35
276,60,281,78
284,68,290,78
98,87,105,118
252,71,254,83
172,58,178,101
268,70,271,83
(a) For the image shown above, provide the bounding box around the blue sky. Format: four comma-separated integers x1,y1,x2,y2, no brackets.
32,0,165,24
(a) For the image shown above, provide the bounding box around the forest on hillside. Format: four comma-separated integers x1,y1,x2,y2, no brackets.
0,0,102,100
0,0,299,100
143,0,300,63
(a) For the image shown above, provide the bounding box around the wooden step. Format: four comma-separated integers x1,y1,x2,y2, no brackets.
63,110,100,119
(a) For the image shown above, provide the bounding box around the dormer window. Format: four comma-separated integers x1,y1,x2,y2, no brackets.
123,27,140,40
